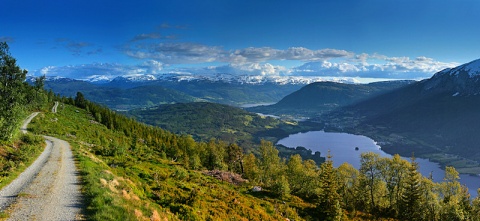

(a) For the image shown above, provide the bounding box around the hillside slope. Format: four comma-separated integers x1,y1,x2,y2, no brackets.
29,102,310,220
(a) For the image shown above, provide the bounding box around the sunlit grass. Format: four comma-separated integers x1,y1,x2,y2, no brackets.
29,103,303,220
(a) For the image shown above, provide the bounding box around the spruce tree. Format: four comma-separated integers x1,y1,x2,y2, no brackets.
399,158,422,220
317,153,343,221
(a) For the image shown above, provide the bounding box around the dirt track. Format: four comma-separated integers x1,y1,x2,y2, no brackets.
0,108,83,220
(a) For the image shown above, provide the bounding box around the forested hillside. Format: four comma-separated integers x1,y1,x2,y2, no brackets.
127,102,323,164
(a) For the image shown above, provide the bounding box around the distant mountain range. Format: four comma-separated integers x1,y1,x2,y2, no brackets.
33,73,360,110
80,72,361,86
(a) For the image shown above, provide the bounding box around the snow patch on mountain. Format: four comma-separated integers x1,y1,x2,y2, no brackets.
464,59,480,77
448,59,480,77
84,75,114,83
78,72,364,85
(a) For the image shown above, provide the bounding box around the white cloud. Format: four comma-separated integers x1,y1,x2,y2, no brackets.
33,61,163,80
229,63,290,76
38,38,459,82
292,55,458,79
171,62,290,77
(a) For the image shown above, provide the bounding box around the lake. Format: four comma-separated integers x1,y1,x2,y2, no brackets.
277,130,480,198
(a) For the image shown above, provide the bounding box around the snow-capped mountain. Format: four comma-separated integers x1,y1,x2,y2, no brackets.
424,58,480,96
76,72,362,86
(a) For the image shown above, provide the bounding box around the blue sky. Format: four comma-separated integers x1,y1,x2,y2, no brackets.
1,0,479,81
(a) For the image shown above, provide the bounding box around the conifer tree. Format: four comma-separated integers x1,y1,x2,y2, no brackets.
74,91,87,109
399,157,423,220
317,153,343,221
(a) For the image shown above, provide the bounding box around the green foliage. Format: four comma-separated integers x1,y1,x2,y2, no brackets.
0,42,52,141
127,102,323,165
0,42,28,140
398,158,422,220
317,156,343,221
0,134,44,190
271,175,290,199
30,103,304,220
74,92,87,109
258,140,282,188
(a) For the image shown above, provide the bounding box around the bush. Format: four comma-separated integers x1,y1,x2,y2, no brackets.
20,133,43,145
172,166,189,181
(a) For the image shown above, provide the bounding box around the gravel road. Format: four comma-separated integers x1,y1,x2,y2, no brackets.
51,101,59,113
20,112,39,134
0,113,48,210
0,110,84,220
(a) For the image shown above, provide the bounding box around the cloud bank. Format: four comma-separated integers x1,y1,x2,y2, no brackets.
123,42,354,64
35,35,459,81
33,53,457,82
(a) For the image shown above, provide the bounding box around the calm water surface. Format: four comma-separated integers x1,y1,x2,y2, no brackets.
277,131,480,197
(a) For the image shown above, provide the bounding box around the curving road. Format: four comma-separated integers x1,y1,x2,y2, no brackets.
0,105,83,220
51,101,59,113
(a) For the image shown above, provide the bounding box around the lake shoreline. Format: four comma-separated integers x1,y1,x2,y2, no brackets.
277,130,480,197
323,126,480,176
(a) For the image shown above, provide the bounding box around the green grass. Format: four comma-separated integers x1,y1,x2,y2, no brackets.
0,133,45,190
28,103,308,220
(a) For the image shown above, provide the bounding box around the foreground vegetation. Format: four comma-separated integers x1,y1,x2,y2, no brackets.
30,102,308,220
